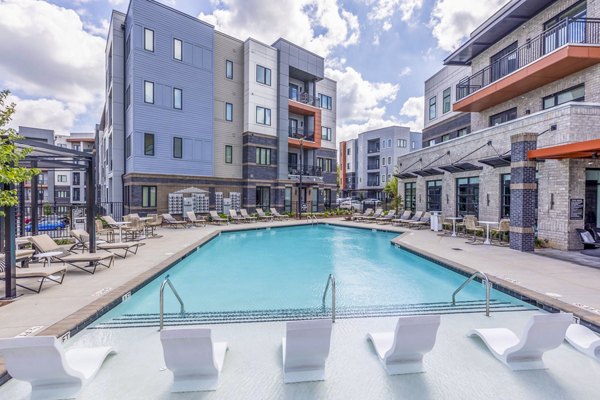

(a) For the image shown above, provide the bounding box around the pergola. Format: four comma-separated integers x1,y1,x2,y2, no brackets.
1,139,97,300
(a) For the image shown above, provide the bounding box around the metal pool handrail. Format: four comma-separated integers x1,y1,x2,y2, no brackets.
159,274,186,331
452,271,491,317
307,214,318,225
322,274,336,323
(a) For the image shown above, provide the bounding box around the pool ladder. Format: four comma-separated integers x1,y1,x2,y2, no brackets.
307,214,318,225
452,271,491,317
159,275,186,330
322,274,336,323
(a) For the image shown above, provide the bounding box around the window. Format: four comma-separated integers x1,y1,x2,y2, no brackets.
73,172,80,185
173,137,182,159
387,156,391,165
404,182,416,211
427,180,442,211
347,163,350,170
142,186,157,208
144,133,154,156
322,127,332,141
347,148,351,155
543,84,585,110
382,140,386,149
256,106,271,125
225,145,232,164
57,175,67,182
489,107,517,126
411,141,416,149
173,38,182,61
490,42,518,82
501,174,511,218
73,144,80,151
319,93,332,110
397,139,407,148
428,96,437,120
456,177,479,217
325,159,333,173
125,85,131,109
428,139,436,147
382,157,386,166
173,88,182,110
543,1,587,54
73,188,80,202
443,88,451,113
317,157,324,171
225,103,233,121
289,83,299,100
256,65,271,85
226,60,233,79
125,33,131,59
381,174,386,184
126,135,132,158
256,186,270,209
441,134,450,142
56,190,69,198
324,189,332,209
457,128,468,137
256,147,271,165
144,81,154,104
144,28,154,52
388,139,392,148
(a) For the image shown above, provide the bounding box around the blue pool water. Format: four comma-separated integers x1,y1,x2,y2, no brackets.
93,225,533,327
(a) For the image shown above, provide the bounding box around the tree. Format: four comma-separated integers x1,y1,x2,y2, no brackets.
0,90,39,216
383,176,402,210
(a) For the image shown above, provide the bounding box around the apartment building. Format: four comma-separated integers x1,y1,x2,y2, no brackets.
395,0,600,251
54,133,95,204
17,126,55,205
98,0,337,214
339,126,421,199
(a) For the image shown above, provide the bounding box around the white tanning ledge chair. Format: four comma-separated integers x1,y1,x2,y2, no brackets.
367,315,440,375
468,313,572,370
282,319,332,383
160,327,228,392
0,336,115,400
565,323,600,361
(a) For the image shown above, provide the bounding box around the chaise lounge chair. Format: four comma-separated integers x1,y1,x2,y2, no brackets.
0,255,66,293
362,208,383,223
0,336,115,400
352,208,373,221
376,210,396,224
282,319,332,383
209,211,228,225
565,323,600,361
160,327,228,392
408,212,431,229
270,208,290,221
468,313,573,370
70,230,145,259
256,208,274,222
367,315,440,375
391,210,412,225
396,211,423,227
162,213,189,229
240,209,257,223
186,211,206,227
228,209,246,223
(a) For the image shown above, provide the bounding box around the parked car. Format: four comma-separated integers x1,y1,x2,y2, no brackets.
339,199,362,211
25,219,66,232
362,198,382,206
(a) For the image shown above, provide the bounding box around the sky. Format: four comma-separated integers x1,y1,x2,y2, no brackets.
0,0,510,142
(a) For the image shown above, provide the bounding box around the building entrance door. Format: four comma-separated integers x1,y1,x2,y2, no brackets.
585,170,600,228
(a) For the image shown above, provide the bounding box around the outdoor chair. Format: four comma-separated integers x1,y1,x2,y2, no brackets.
282,319,332,383
0,254,66,293
491,219,510,245
70,229,145,259
209,211,228,225
408,212,431,229
367,315,440,375
95,219,115,242
145,214,163,236
162,213,188,229
392,210,412,225
465,218,484,242
576,228,600,249
352,208,373,221
363,208,384,222
240,209,257,222
397,211,423,227
468,313,572,370
122,216,145,240
270,208,290,221
565,323,600,361
228,209,246,223
256,208,274,222
376,210,396,224
186,211,206,227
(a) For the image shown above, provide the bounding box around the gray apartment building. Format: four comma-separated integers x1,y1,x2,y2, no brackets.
17,126,55,205
98,0,337,215
54,133,95,205
395,0,600,251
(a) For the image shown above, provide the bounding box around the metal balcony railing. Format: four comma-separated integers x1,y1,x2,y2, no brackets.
288,165,323,176
288,128,315,142
290,92,320,107
456,18,600,101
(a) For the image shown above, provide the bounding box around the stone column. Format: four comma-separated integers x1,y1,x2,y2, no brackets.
509,133,538,252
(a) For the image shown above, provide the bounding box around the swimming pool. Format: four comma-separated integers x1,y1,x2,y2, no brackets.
92,225,533,328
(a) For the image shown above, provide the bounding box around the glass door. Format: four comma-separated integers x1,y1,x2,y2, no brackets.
456,177,480,217
289,84,299,101
289,118,298,137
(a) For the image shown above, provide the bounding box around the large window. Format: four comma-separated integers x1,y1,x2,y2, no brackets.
73,172,80,185
324,159,333,173
289,84,299,100
322,127,332,141
144,81,154,104
256,65,271,85
543,84,584,110
225,145,232,164
226,60,233,79
256,186,270,209
501,174,511,218
490,42,518,82
173,137,182,159
398,139,407,148
443,88,451,114
225,103,233,121
319,93,332,110
73,188,81,202
490,107,517,126
428,96,436,120
126,135,132,158
173,88,182,110
142,186,157,208
456,177,479,217
57,174,67,183
144,133,154,156
544,1,587,53
173,38,182,61
256,106,271,125
427,180,442,211
404,182,416,211
144,28,154,52
56,190,68,198
324,189,332,209
256,147,271,165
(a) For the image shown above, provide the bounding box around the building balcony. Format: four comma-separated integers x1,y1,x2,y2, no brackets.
454,18,600,112
288,128,315,142
288,165,323,177
289,92,320,108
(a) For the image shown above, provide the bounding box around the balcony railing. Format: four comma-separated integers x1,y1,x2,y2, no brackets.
456,18,600,101
288,128,315,142
367,146,380,154
288,165,323,176
290,92,320,107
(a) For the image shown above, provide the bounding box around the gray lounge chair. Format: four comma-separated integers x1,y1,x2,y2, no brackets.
229,209,246,223
408,212,431,229
392,210,411,225
270,208,289,221
70,230,145,259
396,211,423,227
162,214,189,229
353,208,373,221
376,210,396,224
240,209,257,222
363,208,383,222
256,208,274,222
0,256,66,293
209,211,228,225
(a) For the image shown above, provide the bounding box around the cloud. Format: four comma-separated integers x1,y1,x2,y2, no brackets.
366,0,424,28
6,94,80,135
86,18,110,38
399,96,424,131
429,0,510,51
199,0,359,57
398,66,412,78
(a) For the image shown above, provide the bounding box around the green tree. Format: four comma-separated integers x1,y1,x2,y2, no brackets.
384,176,403,210
0,90,39,216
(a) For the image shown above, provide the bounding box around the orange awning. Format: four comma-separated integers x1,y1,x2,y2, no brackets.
528,139,600,160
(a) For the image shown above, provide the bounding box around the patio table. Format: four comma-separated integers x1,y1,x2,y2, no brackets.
447,217,462,237
478,221,499,245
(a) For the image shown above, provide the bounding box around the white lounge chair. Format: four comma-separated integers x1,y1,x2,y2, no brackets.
160,327,228,392
565,323,600,361
367,315,440,375
0,336,115,400
468,313,573,370
282,319,332,383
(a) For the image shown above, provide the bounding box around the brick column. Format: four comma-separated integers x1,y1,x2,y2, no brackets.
509,133,538,252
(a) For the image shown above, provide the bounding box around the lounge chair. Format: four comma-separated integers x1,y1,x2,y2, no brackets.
376,210,396,224
240,209,257,222
282,319,332,383
352,208,373,221
229,209,246,223
256,208,274,222
160,327,228,392
209,211,228,225
186,211,206,227
396,211,423,227
270,208,290,221
70,230,145,259
0,335,115,400
162,213,188,229
145,214,163,236
565,323,600,361
392,210,411,225
362,208,383,222
408,212,432,229
367,315,440,375
468,313,573,370
0,255,66,293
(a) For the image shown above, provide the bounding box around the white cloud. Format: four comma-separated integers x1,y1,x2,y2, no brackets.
398,66,412,78
7,94,80,135
199,0,359,57
86,18,110,37
399,96,424,131
366,0,424,27
429,0,510,51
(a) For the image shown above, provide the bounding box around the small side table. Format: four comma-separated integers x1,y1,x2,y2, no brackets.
112,221,131,243
34,251,64,280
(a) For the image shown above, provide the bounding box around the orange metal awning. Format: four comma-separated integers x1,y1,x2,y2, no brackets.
528,139,600,160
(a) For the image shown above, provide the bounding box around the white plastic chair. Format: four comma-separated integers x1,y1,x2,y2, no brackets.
0,336,115,400
367,315,440,375
468,313,573,370
282,319,332,383
565,323,600,361
160,327,228,392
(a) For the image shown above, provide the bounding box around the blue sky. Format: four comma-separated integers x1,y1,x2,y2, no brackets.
0,0,508,141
